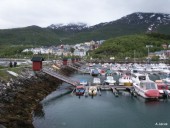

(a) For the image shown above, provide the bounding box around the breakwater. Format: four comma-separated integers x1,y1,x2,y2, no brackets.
0,67,75,128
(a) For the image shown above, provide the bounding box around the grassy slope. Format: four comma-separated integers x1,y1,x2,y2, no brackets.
92,34,169,59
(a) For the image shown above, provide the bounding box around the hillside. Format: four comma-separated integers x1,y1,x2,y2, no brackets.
91,33,170,59
1,12,170,45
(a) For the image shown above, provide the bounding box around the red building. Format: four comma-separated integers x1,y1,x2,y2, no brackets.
31,57,44,71
62,58,68,65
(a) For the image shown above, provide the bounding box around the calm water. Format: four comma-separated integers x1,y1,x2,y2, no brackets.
33,73,170,128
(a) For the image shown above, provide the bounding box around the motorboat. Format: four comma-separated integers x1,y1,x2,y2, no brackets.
91,69,99,76
159,67,170,74
104,76,116,85
133,81,160,99
100,69,106,76
88,86,97,96
119,67,127,72
93,77,101,85
105,69,113,76
131,73,150,85
160,74,170,88
155,80,170,98
75,85,85,96
79,79,88,86
133,66,145,73
151,66,159,72
118,75,133,86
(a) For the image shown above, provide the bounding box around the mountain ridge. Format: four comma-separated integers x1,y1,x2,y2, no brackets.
1,12,170,45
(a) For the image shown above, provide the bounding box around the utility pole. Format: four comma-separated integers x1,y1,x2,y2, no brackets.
146,45,153,64
146,45,153,58
134,50,135,63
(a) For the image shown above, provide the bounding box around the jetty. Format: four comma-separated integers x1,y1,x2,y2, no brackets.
111,86,136,97
42,68,78,86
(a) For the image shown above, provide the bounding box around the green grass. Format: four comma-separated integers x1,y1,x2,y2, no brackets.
91,34,170,59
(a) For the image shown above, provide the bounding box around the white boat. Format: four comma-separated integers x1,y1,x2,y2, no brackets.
104,76,116,85
118,75,133,86
79,79,88,86
119,67,127,72
133,66,145,73
159,67,170,74
88,86,97,96
151,66,159,72
131,73,150,85
160,74,170,88
133,80,160,99
93,77,101,85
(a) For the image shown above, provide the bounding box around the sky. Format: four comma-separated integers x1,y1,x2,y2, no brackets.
0,0,170,29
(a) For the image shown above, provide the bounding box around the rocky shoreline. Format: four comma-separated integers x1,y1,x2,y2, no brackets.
0,67,75,128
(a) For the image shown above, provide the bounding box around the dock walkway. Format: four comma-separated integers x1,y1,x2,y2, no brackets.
66,64,85,73
42,68,78,86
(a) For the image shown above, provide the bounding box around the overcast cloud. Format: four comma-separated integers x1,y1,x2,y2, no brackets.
0,0,170,29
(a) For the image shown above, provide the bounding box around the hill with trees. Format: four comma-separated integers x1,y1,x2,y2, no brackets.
90,33,170,59
1,12,170,45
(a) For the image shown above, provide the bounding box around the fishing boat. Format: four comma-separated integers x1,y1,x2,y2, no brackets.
155,80,170,98
133,81,160,99
118,75,133,86
104,76,116,85
88,86,97,96
75,85,85,96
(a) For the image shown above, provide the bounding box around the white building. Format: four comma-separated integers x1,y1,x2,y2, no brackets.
73,49,86,57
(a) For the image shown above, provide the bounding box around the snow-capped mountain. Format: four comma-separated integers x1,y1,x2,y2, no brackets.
1,12,170,45
48,23,88,31
48,12,170,33
117,12,170,32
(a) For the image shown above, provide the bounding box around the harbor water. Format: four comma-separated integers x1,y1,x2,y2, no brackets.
33,73,170,128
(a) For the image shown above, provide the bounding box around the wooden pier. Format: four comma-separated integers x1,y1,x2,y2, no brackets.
111,86,137,97
42,68,78,86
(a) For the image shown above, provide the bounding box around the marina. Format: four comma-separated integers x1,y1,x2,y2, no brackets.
1,59,170,128
33,68,170,128
42,61,170,100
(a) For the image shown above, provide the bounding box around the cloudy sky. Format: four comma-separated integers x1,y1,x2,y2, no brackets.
0,0,170,29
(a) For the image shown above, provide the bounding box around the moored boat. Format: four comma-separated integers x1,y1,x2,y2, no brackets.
104,76,116,85
155,80,170,98
93,77,101,85
88,86,97,96
91,69,99,76
133,81,160,99
119,75,133,86
79,79,88,86
131,73,150,85
75,85,85,96
100,69,106,76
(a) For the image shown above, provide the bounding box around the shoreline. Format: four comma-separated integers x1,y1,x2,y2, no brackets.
0,66,75,128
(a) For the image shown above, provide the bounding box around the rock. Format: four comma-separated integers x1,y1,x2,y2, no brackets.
0,124,6,128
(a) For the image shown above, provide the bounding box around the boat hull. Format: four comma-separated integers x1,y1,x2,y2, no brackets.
134,84,159,99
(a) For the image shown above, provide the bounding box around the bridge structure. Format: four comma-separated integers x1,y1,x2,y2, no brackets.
66,64,87,73
42,68,79,86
